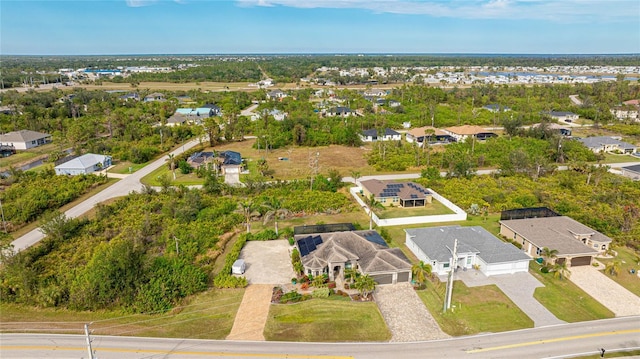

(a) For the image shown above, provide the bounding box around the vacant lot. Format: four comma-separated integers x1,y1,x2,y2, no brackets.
264,299,391,342
598,246,640,296
416,281,533,336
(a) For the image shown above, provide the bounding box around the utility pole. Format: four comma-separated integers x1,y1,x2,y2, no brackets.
84,323,96,359
443,239,458,312
174,236,180,256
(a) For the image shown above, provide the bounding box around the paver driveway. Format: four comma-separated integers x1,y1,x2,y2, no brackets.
569,265,640,317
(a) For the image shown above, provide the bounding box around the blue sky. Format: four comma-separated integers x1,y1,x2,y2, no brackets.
1,0,639,55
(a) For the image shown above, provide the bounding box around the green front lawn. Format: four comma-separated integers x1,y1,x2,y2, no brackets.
530,262,615,322
416,280,533,336
598,246,640,296
140,164,205,186
0,288,245,339
376,199,454,219
108,160,151,174
264,299,391,342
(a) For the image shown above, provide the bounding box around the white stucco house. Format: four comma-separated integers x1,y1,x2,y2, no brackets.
0,130,52,150
55,154,112,176
360,128,401,142
405,225,531,277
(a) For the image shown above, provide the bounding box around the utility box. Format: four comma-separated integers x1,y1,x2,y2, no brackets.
232,259,246,275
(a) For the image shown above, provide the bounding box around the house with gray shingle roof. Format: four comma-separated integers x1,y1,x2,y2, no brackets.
499,216,611,267
54,153,112,176
576,136,637,154
621,164,640,180
405,225,531,276
360,128,401,142
295,230,412,285
360,179,432,208
0,130,52,150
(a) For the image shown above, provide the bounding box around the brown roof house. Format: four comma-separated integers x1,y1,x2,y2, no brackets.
360,179,432,208
444,125,496,141
405,126,454,146
295,230,412,285
499,216,612,267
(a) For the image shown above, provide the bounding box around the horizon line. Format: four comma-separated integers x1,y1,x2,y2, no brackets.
2,52,640,57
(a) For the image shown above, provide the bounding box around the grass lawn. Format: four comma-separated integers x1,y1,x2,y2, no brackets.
264,299,391,342
530,262,615,322
108,160,151,174
597,246,640,296
416,280,533,336
376,199,454,219
601,153,640,164
140,164,204,186
0,288,245,339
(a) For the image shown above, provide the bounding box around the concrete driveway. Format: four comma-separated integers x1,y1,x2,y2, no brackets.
569,265,640,317
238,240,295,285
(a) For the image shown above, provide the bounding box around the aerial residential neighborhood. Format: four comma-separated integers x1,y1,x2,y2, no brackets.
1,0,640,356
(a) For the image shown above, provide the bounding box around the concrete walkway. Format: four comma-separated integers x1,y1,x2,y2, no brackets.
226,284,273,341
569,266,640,317
374,283,449,342
454,270,565,327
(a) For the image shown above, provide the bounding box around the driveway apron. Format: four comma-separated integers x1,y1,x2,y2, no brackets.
227,284,273,341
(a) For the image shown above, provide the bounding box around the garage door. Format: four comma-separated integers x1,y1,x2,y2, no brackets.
397,272,410,283
571,256,592,266
372,274,393,285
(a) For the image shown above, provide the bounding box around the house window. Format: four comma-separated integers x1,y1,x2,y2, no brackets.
345,262,352,269
466,257,472,265
602,245,607,250
593,244,598,248
307,269,312,275
536,247,542,256
443,263,450,268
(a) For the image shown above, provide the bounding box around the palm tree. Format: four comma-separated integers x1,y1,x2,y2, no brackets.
167,153,176,180
551,261,571,280
238,200,257,233
364,193,384,230
344,267,358,285
412,261,432,286
262,196,288,236
354,274,376,300
541,247,559,266
350,170,361,186
604,260,622,276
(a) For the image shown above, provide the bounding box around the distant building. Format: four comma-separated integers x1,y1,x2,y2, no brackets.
143,92,165,102
360,128,401,142
0,130,52,150
360,179,432,208
483,104,511,112
406,126,455,146
266,89,287,100
443,125,496,142
543,111,579,122
576,136,637,154
326,106,354,117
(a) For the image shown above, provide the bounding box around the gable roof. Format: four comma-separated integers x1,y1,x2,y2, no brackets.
0,130,51,143
55,154,110,170
407,126,448,138
296,230,411,274
444,125,486,136
406,225,531,264
360,179,430,200
220,150,242,165
500,216,610,256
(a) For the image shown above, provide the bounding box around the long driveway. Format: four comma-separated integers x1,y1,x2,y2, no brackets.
569,266,640,317
10,139,203,252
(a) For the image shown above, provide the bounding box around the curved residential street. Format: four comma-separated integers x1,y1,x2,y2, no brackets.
1,316,639,359
10,138,203,252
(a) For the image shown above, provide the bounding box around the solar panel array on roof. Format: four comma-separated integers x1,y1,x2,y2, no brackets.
297,235,323,256
362,232,388,247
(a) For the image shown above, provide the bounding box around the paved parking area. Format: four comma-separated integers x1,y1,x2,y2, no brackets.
569,265,640,317
238,240,295,285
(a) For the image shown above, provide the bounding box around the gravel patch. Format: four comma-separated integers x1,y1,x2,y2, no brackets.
569,266,640,317
374,283,449,342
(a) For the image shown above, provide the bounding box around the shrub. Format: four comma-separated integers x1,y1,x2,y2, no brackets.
280,291,302,303
250,229,277,241
312,288,330,298
300,282,309,290
541,266,550,273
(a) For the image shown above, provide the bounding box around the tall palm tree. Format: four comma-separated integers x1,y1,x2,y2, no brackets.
238,200,257,233
551,261,571,280
604,260,622,276
364,193,384,230
350,170,361,186
412,261,432,286
541,247,559,266
167,154,176,180
262,196,288,235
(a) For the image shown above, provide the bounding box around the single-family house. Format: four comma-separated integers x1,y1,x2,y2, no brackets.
543,111,579,122
360,128,401,142
119,93,140,101
405,225,531,277
483,104,511,112
499,216,612,266
187,151,215,169
443,125,496,142
201,103,222,116
219,150,242,174
532,123,572,136
54,154,112,176
143,92,165,102
175,107,218,118
0,130,52,150
165,113,188,127
266,89,287,100
363,89,387,97
610,106,639,122
620,164,640,180
406,126,455,146
295,230,412,285
576,136,637,154
360,179,432,207
326,106,354,117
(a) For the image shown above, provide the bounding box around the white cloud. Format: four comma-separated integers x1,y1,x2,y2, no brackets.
234,0,638,22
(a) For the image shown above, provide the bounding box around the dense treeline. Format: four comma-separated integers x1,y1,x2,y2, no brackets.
0,170,108,232
0,181,355,311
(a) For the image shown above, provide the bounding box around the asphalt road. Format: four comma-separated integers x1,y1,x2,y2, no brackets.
10,138,203,252
1,317,638,359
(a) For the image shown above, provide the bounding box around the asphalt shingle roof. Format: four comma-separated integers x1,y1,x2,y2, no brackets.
405,225,530,264
576,136,636,151
0,130,50,143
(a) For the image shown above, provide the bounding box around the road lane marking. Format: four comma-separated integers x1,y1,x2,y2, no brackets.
466,329,640,353
1,345,353,358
